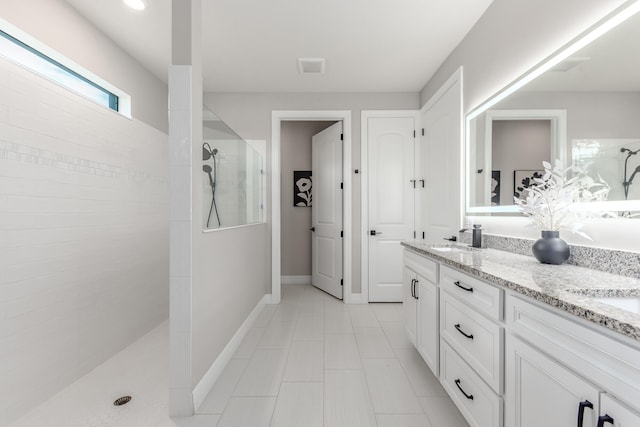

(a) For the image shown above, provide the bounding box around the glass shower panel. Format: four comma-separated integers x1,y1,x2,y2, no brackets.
202,107,264,230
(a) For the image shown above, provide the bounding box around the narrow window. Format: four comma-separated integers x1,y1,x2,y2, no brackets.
0,29,119,112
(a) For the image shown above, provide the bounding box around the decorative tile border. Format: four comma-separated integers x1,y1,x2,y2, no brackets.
459,232,640,279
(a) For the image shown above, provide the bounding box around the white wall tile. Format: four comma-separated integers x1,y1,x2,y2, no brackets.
0,55,169,425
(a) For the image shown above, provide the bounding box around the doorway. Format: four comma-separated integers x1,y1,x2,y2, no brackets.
271,111,353,304
280,120,343,299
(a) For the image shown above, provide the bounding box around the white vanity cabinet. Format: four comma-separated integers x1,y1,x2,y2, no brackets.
506,335,599,427
403,246,640,427
403,250,439,374
599,393,640,427
505,295,640,427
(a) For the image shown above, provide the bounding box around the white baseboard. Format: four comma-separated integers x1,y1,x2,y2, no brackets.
281,275,312,285
345,293,367,304
192,294,269,411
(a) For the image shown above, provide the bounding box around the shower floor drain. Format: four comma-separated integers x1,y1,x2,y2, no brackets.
113,396,132,406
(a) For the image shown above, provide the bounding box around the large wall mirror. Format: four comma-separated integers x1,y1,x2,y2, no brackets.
466,1,640,217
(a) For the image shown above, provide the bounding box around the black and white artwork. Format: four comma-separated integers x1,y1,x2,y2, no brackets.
294,171,312,207
514,170,544,200
491,171,501,205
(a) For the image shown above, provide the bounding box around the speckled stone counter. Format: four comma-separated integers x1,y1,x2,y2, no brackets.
402,241,640,342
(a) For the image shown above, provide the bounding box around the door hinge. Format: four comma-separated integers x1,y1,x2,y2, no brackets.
422,231,425,239
413,231,416,238
340,279,343,286
340,133,344,141
340,182,343,189
422,128,425,136
340,230,343,238
413,130,416,138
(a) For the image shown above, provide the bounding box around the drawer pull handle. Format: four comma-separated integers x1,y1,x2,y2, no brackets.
414,279,419,300
578,400,593,427
454,323,474,339
454,379,474,400
597,414,614,427
454,281,473,292
410,279,415,298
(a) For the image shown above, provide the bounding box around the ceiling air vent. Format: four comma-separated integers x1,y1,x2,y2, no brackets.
297,58,326,74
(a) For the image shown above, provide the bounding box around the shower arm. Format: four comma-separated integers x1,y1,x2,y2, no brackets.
622,148,640,200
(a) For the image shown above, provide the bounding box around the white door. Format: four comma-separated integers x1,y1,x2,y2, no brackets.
367,116,417,302
312,122,343,299
421,74,462,242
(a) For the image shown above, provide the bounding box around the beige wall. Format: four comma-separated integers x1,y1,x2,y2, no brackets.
204,92,419,294
492,120,551,205
280,121,336,276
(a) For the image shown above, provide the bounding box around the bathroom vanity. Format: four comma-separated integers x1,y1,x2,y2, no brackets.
402,242,640,427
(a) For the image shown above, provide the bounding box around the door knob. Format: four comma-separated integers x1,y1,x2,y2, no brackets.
370,230,382,236
310,227,315,232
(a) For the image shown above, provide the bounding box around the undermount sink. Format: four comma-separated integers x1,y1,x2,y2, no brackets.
431,245,474,253
431,247,460,252
593,297,640,315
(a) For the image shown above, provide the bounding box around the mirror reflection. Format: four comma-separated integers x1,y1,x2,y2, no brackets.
467,6,640,214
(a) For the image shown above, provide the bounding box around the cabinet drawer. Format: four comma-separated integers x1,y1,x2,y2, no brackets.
506,295,640,410
440,265,503,320
404,250,438,284
441,292,503,393
441,341,503,427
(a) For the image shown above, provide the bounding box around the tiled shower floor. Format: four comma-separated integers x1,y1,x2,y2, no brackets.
10,283,468,426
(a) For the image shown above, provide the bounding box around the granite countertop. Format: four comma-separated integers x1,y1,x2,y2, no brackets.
402,241,640,342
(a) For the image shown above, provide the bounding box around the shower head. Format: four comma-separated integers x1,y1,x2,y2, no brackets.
202,164,214,188
621,147,640,156
202,143,219,160
203,146,211,160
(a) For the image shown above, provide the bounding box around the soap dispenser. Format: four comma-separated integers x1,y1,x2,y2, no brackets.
472,224,482,248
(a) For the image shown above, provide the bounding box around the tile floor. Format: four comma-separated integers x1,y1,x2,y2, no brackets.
198,283,469,426
9,283,469,427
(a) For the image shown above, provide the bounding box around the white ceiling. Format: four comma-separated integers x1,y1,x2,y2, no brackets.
65,0,493,93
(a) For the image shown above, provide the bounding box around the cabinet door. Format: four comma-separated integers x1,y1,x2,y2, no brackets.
416,278,438,375
599,393,640,426
403,266,417,345
506,336,599,427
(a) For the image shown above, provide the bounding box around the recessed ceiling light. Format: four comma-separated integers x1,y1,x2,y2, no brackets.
123,0,147,11
297,58,326,74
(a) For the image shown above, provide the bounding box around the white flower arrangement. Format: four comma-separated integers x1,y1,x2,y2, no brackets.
513,160,611,237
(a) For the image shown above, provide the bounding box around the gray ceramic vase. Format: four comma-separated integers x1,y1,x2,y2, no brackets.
532,230,570,265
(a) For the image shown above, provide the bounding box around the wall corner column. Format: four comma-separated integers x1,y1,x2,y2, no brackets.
169,0,202,417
